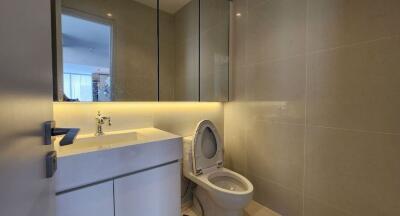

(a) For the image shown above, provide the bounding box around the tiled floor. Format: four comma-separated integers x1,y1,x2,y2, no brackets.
181,200,280,216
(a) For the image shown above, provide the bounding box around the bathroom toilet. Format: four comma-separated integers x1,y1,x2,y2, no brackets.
183,120,253,216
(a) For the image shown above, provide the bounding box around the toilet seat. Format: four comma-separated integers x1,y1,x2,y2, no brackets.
192,120,223,175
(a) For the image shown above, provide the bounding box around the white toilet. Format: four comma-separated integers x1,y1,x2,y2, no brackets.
183,120,253,216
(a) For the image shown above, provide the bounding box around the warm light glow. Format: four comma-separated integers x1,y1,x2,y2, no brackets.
106,13,113,17
53,102,224,138
236,13,242,17
53,102,223,115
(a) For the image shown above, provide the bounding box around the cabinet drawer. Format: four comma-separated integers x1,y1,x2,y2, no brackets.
56,181,114,216
114,162,180,216
56,137,181,192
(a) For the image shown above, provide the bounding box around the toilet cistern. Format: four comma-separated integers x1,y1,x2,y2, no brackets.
95,111,112,136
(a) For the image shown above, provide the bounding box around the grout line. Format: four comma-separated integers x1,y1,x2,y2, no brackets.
198,0,201,102
307,35,399,55
242,0,250,179
302,0,311,214
243,0,249,101
305,194,356,216
250,174,304,195
307,124,400,136
253,119,305,127
243,53,306,68
242,33,400,69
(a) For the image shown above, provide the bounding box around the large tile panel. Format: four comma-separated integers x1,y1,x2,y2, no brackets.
249,175,303,216
304,197,354,216
246,120,304,192
307,0,400,51
307,37,400,133
305,126,400,216
245,0,307,64
246,56,306,124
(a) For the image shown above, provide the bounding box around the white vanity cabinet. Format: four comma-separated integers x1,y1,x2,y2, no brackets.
114,162,180,216
55,128,182,216
56,181,114,216
56,162,180,216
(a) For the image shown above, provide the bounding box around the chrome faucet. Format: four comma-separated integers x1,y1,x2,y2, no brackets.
95,111,111,136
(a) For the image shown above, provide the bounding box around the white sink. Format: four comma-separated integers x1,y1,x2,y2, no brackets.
54,128,182,192
75,131,138,146
55,128,177,157
56,130,139,155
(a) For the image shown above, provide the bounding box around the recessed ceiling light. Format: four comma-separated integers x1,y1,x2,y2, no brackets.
106,13,112,17
236,13,242,17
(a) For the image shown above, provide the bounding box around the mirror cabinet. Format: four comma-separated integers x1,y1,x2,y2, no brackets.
53,0,230,102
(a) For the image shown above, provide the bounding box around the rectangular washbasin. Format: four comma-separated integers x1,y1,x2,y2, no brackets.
56,130,139,156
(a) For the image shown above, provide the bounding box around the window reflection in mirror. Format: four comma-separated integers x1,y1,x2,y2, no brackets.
61,13,112,102
54,0,158,102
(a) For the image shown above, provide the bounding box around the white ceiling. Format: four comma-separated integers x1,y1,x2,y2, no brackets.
133,0,192,14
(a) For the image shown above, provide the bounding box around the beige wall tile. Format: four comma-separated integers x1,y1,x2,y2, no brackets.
246,56,306,124
245,200,282,216
245,0,306,64
227,0,400,215
304,197,354,216
230,65,248,101
307,0,400,52
307,37,400,133
224,102,249,173
246,120,304,192
249,175,303,216
387,0,400,36
305,126,400,216
153,103,224,137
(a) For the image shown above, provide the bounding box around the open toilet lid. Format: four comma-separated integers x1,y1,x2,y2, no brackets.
192,120,223,175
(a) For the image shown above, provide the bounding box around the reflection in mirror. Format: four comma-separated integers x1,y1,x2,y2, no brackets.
200,0,230,101
54,0,158,101
61,12,112,101
159,0,199,101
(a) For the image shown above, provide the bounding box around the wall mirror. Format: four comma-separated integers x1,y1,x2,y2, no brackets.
159,0,199,101
52,0,229,102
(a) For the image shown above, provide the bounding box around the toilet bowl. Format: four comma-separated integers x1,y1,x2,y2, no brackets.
183,120,253,216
